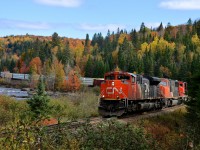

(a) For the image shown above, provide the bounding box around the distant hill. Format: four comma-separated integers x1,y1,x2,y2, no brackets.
0,19,200,82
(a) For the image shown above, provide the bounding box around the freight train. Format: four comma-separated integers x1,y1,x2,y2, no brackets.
0,72,30,80
0,72,104,86
98,71,188,117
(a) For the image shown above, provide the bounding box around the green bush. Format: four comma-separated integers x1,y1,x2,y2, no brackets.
78,119,154,150
41,119,155,150
137,109,188,150
0,95,28,127
50,91,99,121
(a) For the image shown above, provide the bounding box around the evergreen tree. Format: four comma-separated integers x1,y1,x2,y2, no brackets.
130,29,138,49
139,22,146,42
187,18,192,33
56,46,63,63
39,48,45,64
157,22,164,37
143,49,154,76
91,33,97,46
83,34,90,55
186,68,200,146
84,56,94,77
106,54,114,71
62,41,71,65
33,38,40,57
118,38,130,71
104,61,110,73
9,59,16,73
27,77,51,121
157,22,163,32
196,20,200,38
52,32,60,47
44,43,53,64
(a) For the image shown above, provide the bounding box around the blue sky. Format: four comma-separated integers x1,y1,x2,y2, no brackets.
0,0,200,39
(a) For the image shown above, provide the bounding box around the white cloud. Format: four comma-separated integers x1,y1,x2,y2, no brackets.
34,0,82,7
160,0,200,10
78,23,126,32
0,19,51,30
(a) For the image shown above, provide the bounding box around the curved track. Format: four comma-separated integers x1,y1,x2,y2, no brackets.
46,104,185,132
117,104,185,123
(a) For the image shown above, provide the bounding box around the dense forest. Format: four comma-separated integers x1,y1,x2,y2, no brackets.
1,18,200,149
0,18,200,84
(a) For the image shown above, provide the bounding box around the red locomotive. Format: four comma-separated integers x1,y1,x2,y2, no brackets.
98,71,188,117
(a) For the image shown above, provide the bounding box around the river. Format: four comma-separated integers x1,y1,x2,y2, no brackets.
0,87,29,100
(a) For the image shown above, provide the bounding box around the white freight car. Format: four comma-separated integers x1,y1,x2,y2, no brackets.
12,73,25,80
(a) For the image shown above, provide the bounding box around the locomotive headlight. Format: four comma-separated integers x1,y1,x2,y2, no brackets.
102,95,105,98
112,82,114,86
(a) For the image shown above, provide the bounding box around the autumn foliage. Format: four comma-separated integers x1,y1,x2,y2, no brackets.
53,59,66,90
29,57,42,74
66,69,81,92
0,19,200,93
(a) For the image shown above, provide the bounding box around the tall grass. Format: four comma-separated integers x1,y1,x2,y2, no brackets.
50,91,99,121
136,108,188,150
0,95,28,127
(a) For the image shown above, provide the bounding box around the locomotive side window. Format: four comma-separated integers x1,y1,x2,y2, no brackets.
132,76,135,83
175,82,179,87
105,75,115,80
117,75,130,80
160,81,167,86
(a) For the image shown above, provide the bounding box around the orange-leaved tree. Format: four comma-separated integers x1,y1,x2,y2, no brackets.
67,69,81,92
29,57,42,74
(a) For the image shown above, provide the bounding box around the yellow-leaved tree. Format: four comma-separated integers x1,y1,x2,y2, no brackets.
53,59,66,91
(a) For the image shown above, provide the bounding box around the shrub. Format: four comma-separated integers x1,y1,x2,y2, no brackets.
27,77,51,122
138,109,188,150
0,95,28,127
50,91,99,121
77,119,154,150
41,119,155,150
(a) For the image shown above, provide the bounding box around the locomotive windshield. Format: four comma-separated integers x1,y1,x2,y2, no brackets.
105,75,115,80
105,74,130,80
117,75,130,80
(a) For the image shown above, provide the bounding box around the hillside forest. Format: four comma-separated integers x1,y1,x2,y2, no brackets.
0,18,200,89
1,18,200,149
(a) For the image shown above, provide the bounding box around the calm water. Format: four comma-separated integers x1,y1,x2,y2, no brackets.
0,87,29,100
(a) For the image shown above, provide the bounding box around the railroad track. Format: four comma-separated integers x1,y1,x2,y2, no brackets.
118,104,186,123
45,104,186,132
0,105,185,137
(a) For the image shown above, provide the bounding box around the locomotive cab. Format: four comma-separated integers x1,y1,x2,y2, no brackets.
100,71,134,100
99,71,135,116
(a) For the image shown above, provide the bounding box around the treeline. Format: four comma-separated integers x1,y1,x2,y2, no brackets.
0,18,200,83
